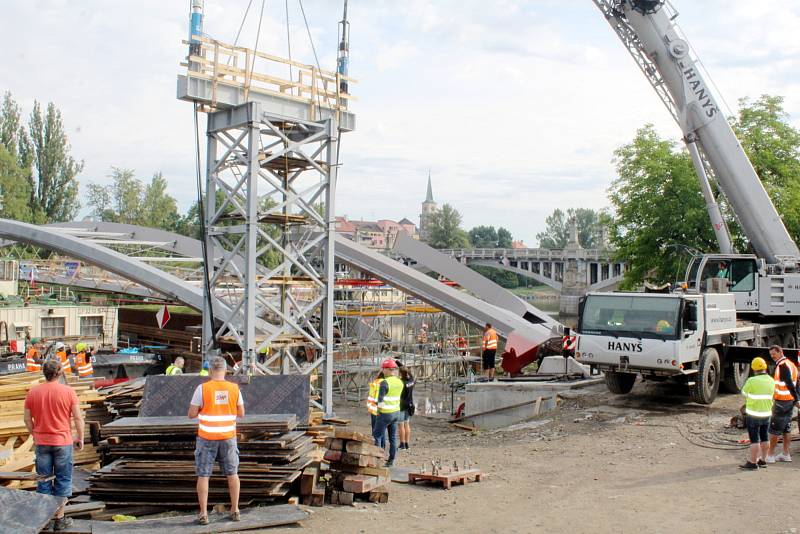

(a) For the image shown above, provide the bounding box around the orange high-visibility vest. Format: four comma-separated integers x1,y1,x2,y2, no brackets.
74,352,93,378
56,351,72,375
483,329,498,351
25,348,41,372
773,358,798,402
197,380,240,441
366,378,381,416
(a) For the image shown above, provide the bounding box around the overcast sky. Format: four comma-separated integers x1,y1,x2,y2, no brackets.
1,1,798,246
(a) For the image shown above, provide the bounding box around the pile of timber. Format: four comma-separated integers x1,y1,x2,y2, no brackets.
317,428,390,505
97,378,145,419
0,373,103,488
89,414,315,508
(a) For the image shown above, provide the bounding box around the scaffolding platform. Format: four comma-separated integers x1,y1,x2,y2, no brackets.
178,36,356,131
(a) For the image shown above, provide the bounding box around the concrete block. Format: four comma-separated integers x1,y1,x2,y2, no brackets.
537,356,590,377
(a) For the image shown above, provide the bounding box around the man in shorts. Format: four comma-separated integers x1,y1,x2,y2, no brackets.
188,356,244,524
739,357,774,469
766,345,799,463
482,323,498,380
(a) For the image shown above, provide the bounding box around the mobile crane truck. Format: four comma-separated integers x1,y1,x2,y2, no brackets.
575,1,800,404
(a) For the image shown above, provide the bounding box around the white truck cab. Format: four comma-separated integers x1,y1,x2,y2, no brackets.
574,290,784,403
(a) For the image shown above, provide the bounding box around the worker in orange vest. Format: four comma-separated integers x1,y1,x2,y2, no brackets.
188,356,244,524
73,342,94,379
54,342,72,376
25,340,42,373
766,345,799,463
482,323,498,380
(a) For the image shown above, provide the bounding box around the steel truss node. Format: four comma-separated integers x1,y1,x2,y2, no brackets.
203,102,337,414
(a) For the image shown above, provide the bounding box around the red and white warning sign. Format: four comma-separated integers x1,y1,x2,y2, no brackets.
156,304,171,329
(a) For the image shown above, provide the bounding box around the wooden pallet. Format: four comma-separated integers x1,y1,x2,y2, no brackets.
408,468,482,489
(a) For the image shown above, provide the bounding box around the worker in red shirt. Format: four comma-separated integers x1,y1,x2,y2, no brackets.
23,360,84,532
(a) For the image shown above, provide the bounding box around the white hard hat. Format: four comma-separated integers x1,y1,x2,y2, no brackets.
55,342,65,350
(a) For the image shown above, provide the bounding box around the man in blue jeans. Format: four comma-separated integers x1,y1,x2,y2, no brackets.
24,360,84,531
372,358,404,467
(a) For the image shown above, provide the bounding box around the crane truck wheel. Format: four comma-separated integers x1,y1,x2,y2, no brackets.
690,347,721,404
722,341,751,393
605,370,636,395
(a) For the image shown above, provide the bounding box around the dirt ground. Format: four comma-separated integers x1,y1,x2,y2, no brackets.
267,380,800,534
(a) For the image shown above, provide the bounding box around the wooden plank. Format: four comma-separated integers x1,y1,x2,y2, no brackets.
344,440,385,458
302,483,325,507
341,452,379,468
0,471,53,482
299,467,318,496
0,486,67,534
63,500,105,517
327,463,390,478
91,505,308,533
342,474,388,494
331,490,354,506
408,469,482,489
333,429,373,443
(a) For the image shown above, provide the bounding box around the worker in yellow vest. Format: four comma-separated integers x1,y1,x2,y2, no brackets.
188,356,244,524
199,360,210,376
73,342,94,378
366,370,384,448
25,341,42,373
54,342,72,376
739,357,775,469
766,345,799,463
165,356,185,375
372,359,404,467
482,323,498,380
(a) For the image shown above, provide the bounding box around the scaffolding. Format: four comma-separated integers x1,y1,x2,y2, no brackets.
331,278,482,399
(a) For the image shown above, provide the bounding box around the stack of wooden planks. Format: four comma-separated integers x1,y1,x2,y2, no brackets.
320,428,390,505
89,414,316,508
97,378,145,419
0,372,104,487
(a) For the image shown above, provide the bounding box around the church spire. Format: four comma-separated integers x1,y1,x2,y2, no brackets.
425,171,434,203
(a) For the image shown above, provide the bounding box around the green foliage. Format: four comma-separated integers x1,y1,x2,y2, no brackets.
731,95,800,241
25,101,83,222
536,208,602,249
0,92,23,159
0,145,31,221
607,96,800,288
468,225,498,248
497,227,513,248
468,225,514,248
428,203,469,249
470,265,522,288
608,125,717,288
87,168,180,231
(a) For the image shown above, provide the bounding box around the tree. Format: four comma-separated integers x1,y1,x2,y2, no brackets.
731,95,800,242
427,203,469,249
607,125,716,287
470,265,522,288
0,146,31,221
86,168,181,231
536,208,602,249
468,225,498,248
497,227,513,248
0,92,23,159
24,101,83,222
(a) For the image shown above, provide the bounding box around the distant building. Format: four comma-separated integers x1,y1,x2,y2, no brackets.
419,173,437,243
511,240,527,249
336,216,418,250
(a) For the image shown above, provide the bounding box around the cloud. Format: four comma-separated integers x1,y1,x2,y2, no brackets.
0,0,797,247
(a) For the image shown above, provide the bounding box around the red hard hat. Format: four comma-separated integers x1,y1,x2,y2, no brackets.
381,358,398,369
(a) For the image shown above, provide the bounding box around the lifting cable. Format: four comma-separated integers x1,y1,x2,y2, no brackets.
193,102,218,350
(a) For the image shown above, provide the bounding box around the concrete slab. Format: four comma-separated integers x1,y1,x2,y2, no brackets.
537,356,591,377
464,379,601,430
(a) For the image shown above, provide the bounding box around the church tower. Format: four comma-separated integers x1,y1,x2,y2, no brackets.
419,172,437,242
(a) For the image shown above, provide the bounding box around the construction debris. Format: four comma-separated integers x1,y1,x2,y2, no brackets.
89,414,313,509
320,428,390,505
408,460,482,489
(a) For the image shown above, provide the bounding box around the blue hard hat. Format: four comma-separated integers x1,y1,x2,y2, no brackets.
202,361,210,370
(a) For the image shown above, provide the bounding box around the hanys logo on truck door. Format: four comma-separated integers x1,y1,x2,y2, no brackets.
214,391,230,405
608,341,643,352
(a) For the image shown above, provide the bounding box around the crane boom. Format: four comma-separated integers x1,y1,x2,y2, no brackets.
593,0,799,265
